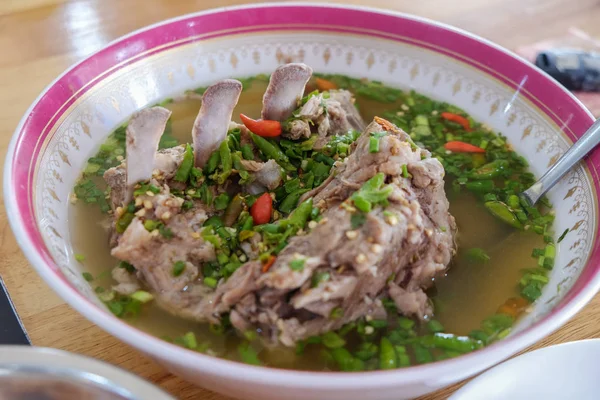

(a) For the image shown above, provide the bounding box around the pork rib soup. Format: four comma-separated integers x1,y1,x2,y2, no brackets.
71,64,557,371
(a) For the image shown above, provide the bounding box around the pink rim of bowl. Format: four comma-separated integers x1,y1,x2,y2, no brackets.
4,2,600,390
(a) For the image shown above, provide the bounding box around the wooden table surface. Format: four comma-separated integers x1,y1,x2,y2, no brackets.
2,0,600,399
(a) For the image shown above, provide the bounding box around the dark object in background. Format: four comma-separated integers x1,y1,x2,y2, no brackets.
0,276,30,345
535,49,600,92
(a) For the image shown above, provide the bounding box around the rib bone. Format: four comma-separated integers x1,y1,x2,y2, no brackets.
192,79,243,168
125,106,172,202
261,63,313,121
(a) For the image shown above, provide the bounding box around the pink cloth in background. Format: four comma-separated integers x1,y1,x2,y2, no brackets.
514,28,600,117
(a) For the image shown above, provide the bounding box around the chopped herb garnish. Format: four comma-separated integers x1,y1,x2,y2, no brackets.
176,331,198,349
311,271,330,288
107,301,124,316
174,144,193,182
521,283,542,302
214,193,231,210
398,317,415,330
350,212,366,229
289,258,305,271
130,290,154,303
116,212,135,233
158,224,174,239
401,164,412,179
172,261,186,277
466,248,490,263
82,272,94,282
369,136,380,153
144,219,161,231
369,131,388,153
427,320,445,333
322,331,346,349
133,182,161,197
119,261,135,273
204,277,218,288
74,253,85,263
104,294,142,318
238,342,262,365
350,173,393,213
557,228,569,243
330,307,344,319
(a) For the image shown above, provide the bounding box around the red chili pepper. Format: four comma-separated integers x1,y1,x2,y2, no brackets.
315,77,338,91
240,113,282,137
250,193,273,225
497,297,529,317
261,255,277,273
444,141,485,153
440,112,472,132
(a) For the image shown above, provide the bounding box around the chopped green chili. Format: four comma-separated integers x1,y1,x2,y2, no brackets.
174,144,193,182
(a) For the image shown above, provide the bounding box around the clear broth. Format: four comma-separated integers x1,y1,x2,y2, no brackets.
70,81,544,369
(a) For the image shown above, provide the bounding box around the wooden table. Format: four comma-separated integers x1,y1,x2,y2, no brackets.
2,0,600,399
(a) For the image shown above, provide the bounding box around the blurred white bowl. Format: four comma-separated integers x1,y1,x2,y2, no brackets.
450,339,600,400
0,346,174,400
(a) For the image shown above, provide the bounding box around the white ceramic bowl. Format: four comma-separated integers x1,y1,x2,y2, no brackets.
5,3,600,400
0,346,174,400
449,339,600,400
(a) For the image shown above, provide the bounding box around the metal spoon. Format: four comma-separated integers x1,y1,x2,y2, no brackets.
520,118,600,206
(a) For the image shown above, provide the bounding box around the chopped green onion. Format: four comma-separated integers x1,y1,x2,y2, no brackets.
130,290,154,303
311,271,330,288
544,244,556,259
398,317,415,330
289,258,305,271
238,342,262,365
172,261,186,277
401,164,411,178
158,224,174,239
330,307,344,320
182,332,198,349
322,331,346,349
521,283,542,302
369,137,380,153
350,212,367,229
204,277,218,288
214,193,231,210
174,144,193,182
427,320,445,333
82,272,94,282
466,248,490,263
144,220,161,232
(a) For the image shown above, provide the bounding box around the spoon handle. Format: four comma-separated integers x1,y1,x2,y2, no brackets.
521,117,600,206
